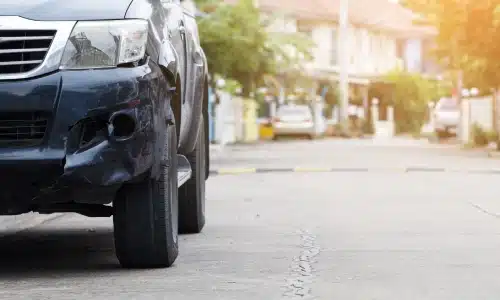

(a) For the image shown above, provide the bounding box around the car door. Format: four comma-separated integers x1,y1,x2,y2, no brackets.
182,3,204,105
162,0,188,101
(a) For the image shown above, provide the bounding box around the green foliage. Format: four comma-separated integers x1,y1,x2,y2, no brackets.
468,123,498,147
486,129,499,143
362,118,375,135
196,0,313,96
384,69,445,134
403,0,500,90
471,123,490,147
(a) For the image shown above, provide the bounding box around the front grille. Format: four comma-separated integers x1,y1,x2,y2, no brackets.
0,112,50,145
0,30,56,75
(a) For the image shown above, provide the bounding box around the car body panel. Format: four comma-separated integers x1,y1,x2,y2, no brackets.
272,105,315,136
0,62,169,213
129,0,207,154
0,0,133,21
433,97,459,131
178,8,206,153
0,0,208,213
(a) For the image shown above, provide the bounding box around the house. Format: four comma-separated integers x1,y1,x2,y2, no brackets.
225,0,438,102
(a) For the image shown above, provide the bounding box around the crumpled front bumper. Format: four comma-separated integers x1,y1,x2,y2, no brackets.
0,61,166,210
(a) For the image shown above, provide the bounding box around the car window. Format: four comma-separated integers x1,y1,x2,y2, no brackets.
436,98,458,111
277,106,312,117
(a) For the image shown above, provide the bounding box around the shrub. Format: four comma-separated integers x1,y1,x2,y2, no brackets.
471,123,490,147
486,130,499,144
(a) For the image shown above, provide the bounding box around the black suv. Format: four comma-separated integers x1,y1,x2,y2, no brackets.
0,0,209,268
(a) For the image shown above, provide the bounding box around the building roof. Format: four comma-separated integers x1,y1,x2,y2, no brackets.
224,0,436,38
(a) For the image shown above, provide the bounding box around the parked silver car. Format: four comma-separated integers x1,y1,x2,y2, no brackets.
433,97,460,138
273,104,315,139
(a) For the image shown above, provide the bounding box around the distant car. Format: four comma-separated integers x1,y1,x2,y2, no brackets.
272,104,315,139
433,97,460,138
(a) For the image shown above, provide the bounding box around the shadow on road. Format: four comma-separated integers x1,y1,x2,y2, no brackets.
0,227,122,278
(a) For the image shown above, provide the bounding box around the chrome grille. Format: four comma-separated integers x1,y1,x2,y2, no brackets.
0,112,50,145
0,30,56,75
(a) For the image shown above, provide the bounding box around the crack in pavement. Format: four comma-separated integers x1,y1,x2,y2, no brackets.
282,230,320,299
468,201,500,219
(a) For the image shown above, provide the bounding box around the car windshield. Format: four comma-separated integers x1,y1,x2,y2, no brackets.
436,98,458,111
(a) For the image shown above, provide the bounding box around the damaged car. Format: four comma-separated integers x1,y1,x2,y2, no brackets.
0,0,209,268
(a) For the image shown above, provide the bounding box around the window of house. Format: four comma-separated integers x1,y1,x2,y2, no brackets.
331,27,338,66
301,29,312,39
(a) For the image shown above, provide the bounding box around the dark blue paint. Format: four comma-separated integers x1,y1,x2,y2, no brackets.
0,61,169,212
0,0,209,214
0,0,133,21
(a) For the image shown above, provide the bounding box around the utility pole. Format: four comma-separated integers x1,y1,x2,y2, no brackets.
338,0,349,131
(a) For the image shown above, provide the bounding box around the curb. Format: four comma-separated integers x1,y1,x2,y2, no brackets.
209,166,500,176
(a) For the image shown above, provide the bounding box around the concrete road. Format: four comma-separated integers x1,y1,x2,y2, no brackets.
2,137,500,299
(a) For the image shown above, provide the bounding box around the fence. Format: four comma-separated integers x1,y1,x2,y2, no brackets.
211,90,259,145
459,96,494,144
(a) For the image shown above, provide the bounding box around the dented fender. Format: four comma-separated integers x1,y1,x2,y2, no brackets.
0,61,171,208
159,40,180,87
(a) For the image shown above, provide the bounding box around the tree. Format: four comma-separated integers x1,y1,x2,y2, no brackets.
195,0,313,97
403,0,500,136
384,69,446,134
403,0,500,90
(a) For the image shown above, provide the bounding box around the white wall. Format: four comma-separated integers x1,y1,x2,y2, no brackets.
404,38,423,73
264,13,406,79
306,23,398,76
459,96,494,144
468,96,493,131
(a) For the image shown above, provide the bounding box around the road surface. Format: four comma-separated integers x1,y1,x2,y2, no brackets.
1,137,500,299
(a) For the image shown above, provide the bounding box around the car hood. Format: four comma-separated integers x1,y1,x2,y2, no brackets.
0,0,134,21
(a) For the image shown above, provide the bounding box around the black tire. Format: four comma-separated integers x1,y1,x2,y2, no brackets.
178,116,206,234
113,122,179,268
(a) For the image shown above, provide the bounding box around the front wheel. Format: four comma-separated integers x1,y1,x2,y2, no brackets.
179,116,207,234
113,122,179,268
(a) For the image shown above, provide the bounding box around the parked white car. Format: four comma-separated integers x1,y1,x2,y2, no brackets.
433,97,460,138
273,104,315,139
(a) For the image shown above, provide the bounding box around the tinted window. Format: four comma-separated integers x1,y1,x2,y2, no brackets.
436,98,457,111
277,106,312,117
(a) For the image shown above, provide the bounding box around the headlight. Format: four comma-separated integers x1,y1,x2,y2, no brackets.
60,20,148,70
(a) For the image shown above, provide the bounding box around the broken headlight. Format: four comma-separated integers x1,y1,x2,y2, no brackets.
60,20,148,70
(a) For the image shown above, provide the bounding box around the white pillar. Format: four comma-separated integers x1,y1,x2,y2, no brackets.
387,105,395,136
313,96,324,135
338,0,349,126
270,101,277,118
371,98,379,124
332,106,340,124
460,98,470,144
